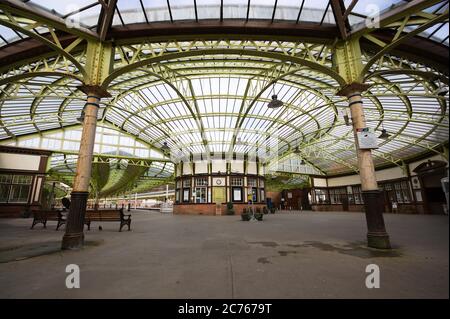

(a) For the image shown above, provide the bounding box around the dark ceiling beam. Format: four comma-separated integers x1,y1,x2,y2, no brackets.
108,21,339,43
0,0,98,40
342,0,358,21
330,0,348,39
97,0,118,41
350,0,445,38
0,23,447,74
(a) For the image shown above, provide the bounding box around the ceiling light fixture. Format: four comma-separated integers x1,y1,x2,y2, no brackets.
161,142,170,155
378,128,390,139
432,78,448,96
435,87,448,96
267,82,283,108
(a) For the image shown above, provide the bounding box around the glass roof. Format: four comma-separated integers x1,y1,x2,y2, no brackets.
0,0,445,47
0,2,448,177
0,38,448,175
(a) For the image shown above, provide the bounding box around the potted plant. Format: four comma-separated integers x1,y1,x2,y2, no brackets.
226,202,235,215
254,207,263,221
241,208,251,221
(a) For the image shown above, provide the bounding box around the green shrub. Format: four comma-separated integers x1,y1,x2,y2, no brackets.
226,202,235,215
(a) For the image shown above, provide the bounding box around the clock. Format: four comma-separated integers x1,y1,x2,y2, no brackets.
216,179,222,185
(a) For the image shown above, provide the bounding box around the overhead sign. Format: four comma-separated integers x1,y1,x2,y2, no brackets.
356,128,379,149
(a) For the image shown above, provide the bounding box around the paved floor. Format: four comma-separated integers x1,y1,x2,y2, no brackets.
0,210,448,299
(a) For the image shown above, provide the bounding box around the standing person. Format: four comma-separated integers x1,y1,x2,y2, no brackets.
392,201,398,214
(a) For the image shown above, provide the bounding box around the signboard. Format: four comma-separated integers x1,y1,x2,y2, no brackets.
233,188,242,201
356,128,378,149
411,176,421,189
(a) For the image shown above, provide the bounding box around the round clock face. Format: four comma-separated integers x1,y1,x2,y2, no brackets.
216,179,222,185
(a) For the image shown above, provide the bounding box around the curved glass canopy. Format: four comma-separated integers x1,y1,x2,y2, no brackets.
0,0,448,179
0,0,448,46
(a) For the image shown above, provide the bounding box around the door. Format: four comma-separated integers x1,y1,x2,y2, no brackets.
341,195,349,211
213,187,226,204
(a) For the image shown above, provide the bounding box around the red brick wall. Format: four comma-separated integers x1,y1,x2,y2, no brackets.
0,204,40,218
174,203,266,215
312,204,422,214
312,204,344,212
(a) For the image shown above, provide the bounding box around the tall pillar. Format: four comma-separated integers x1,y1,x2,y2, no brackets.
334,38,391,249
61,40,113,249
343,85,391,249
62,89,102,250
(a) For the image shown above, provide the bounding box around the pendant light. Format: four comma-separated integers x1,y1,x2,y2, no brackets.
378,123,390,139
267,82,283,109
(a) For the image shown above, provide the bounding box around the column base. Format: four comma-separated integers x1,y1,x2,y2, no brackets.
362,190,392,250
61,191,89,250
61,232,84,250
367,232,391,250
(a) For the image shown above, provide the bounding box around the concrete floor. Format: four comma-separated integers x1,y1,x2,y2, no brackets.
0,210,448,299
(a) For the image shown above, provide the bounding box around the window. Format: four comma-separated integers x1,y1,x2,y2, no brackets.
247,178,257,187
251,187,258,202
195,177,208,186
415,190,423,202
183,188,190,202
0,174,32,203
183,179,192,187
329,188,347,204
231,177,243,186
260,189,265,202
311,188,328,204
400,181,412,203
194,187,207,203
0,175,11,202
352,186,364,204
381,180,412,203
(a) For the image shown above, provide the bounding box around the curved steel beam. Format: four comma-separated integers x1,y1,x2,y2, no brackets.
102,48,346,88
0,18,88,79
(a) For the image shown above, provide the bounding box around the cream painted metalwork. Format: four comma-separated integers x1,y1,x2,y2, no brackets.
0,0,448,181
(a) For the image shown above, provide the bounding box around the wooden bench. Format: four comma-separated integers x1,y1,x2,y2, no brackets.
31,210,66,230
85,208,131,232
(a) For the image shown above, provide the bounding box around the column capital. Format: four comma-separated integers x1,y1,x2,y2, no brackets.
336,82,370,97
77,85,111,98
